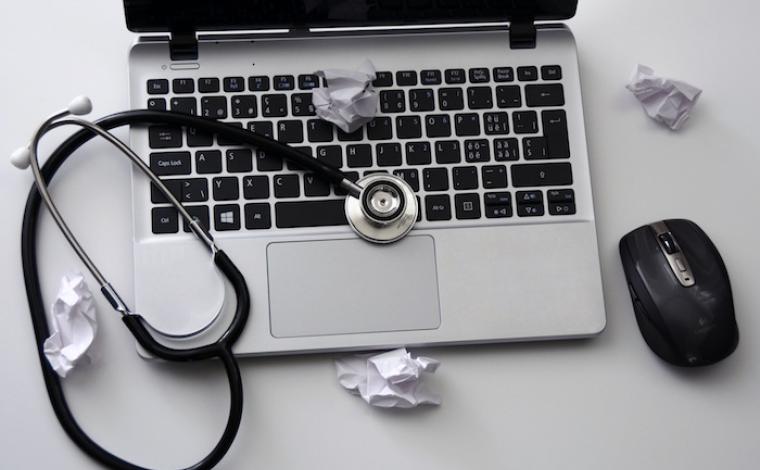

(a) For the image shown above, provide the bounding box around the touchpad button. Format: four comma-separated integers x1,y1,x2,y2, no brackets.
267,236,440,338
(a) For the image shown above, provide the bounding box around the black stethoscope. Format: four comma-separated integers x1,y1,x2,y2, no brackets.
14,96,418,470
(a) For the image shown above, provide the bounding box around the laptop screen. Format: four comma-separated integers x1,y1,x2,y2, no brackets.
124,0,577,32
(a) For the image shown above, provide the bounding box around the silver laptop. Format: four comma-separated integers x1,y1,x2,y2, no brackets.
125,0,606,356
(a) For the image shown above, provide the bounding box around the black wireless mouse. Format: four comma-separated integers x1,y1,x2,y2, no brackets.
619,219,738,366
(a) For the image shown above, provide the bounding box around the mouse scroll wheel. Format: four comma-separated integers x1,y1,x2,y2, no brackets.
658,232,679,254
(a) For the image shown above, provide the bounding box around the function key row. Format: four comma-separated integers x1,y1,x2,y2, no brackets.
372,65,562,88
147,74,322,95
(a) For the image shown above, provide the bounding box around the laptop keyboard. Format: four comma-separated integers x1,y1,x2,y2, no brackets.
145,65,575,235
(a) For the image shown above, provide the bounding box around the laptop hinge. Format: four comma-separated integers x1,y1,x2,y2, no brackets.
509,16,536,49
169,30,198,61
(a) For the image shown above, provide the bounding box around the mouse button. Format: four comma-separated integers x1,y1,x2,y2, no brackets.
657,232,679,254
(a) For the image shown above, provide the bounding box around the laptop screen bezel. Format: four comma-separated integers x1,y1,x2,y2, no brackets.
123,0,578,33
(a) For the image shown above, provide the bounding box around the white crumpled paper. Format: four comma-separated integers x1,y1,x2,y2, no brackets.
312,59,379,133
43,273,98,378
335,348,441,408
626,64,702,131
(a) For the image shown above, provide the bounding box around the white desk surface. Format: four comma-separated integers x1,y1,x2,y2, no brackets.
2,1,759,468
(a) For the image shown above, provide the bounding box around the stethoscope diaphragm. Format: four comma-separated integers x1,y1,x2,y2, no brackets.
345,174,418,244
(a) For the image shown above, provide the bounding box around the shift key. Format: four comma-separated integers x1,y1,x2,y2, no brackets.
511,163,573,187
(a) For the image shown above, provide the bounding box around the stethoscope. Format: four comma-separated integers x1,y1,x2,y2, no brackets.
14,96,418,470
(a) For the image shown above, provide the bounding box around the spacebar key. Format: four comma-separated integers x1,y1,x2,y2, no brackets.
511,163,573,187
275,200,348,228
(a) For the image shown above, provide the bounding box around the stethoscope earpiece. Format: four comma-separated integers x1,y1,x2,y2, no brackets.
67,96,93,116
11,146,32,169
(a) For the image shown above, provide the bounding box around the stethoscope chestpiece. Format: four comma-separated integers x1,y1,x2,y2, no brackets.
345,174,418,244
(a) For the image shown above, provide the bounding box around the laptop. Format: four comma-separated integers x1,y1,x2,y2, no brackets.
124,0,606,355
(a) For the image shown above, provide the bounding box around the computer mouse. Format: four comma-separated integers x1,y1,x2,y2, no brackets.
619,219,738,366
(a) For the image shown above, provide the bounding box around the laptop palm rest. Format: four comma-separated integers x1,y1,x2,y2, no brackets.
266,236,441,338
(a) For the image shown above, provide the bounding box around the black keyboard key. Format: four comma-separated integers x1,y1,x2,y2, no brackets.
248,121,274,139
274,174,300,198
517,66,538,81
304,173,331,197
541,65,562,81
377,143,402,167
147,79,169,95
277,120,304,143
511,163,573,187
243,176,270,199
549,202,576,216
367,117,393,140
396,71,418,86
484,192,512,219
316,145,342,168
249,76,270,91
513,111,539,134
226,149,254,173
275,200,348,228
405,141,431,165
467,86,493,109
244,203,272,229
150,179,182,204
182,205,211,233
517,204,544,217
196,150,222,174
455,193,481,220
217,122,243,146
298,74,320,90
469,68,490,83
201,96,228,119
152,207,178,234
423,167,448,191
425,195,451,221
256,150,283,172
198,78,220,93
149,126,182,149
347,144,372,168
337,127,363,142
231,95,258,118
396,115,422,139
494,138,520,161
173,78,194,94
484,191,512,206
523,137,548,160
438,88,464,111
483,112,509,135
496,85,522,108
147,98,166,110
380,90,406,113
170,97,197,115
425,114,452,138
306,119,334,142
373,71,393,87
542,110,570,158
150,152,190,175
214,204,241,231
421,70,442,85
464,139,490,163
526,84,565,107
291,93,316,116
516,190,543,205
393,169,420,192
482,165,508,189
262,94,288,117
187,127,213,147
181,178,209,202
274,75,295,91
453,166,478,190
212,177,239,201
444,68,466,84
493,67,514,82
547,189,575,203
223,77,245,93
455,113,480,136
435,140,461,164
409,89,435,112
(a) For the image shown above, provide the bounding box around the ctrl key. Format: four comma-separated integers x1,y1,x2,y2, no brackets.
152,207,178,234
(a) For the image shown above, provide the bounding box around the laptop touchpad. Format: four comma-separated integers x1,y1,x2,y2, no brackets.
267,236,440,338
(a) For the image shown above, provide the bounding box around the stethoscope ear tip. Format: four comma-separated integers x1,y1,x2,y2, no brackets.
10,147,31,169
67,96,93,116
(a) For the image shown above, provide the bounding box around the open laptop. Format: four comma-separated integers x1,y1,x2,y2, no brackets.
124,0,606,356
